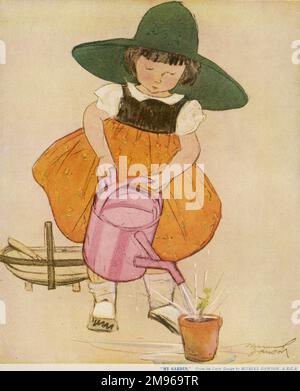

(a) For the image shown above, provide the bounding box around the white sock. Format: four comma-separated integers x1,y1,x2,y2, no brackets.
143,272,176,310
88,281,117,319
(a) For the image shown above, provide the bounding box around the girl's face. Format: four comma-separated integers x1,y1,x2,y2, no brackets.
135,55,185,94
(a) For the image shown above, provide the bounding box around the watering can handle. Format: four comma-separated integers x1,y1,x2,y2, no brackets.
97,166,152,192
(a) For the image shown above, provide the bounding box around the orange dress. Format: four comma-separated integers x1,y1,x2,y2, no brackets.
32,118,222,262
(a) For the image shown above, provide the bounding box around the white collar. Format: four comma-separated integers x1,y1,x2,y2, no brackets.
127,82,184,104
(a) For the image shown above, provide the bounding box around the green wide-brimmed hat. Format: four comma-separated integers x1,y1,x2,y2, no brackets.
72,1,248,110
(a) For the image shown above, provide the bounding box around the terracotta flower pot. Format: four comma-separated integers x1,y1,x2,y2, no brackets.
178,314,223,362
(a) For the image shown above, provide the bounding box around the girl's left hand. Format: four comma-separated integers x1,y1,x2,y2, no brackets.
149,172,171,192
137,173,170,197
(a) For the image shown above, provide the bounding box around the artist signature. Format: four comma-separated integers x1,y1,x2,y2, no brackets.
223,338,297,358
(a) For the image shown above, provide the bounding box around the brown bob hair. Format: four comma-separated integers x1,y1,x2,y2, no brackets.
124,46,200,86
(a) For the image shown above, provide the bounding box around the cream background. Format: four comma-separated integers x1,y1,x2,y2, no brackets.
0,0,300,364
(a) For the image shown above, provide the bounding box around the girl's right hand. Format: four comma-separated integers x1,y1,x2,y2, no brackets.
97,162,115,179
96,166,116,198
96,155,116,178
96,158,117,193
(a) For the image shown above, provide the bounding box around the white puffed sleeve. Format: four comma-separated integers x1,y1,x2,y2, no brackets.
94,83,123,118
175,100,206,136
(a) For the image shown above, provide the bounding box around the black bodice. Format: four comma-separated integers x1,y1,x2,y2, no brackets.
116,84,187,134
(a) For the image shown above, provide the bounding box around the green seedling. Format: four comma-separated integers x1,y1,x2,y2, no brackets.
196,287,213,318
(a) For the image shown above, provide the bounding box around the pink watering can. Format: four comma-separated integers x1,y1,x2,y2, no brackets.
83,168,195,313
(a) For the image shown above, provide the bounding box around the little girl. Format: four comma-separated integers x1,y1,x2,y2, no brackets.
33,2,247,334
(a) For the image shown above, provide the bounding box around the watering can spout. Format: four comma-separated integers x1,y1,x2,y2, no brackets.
134,256,185,285
133,231,185,285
